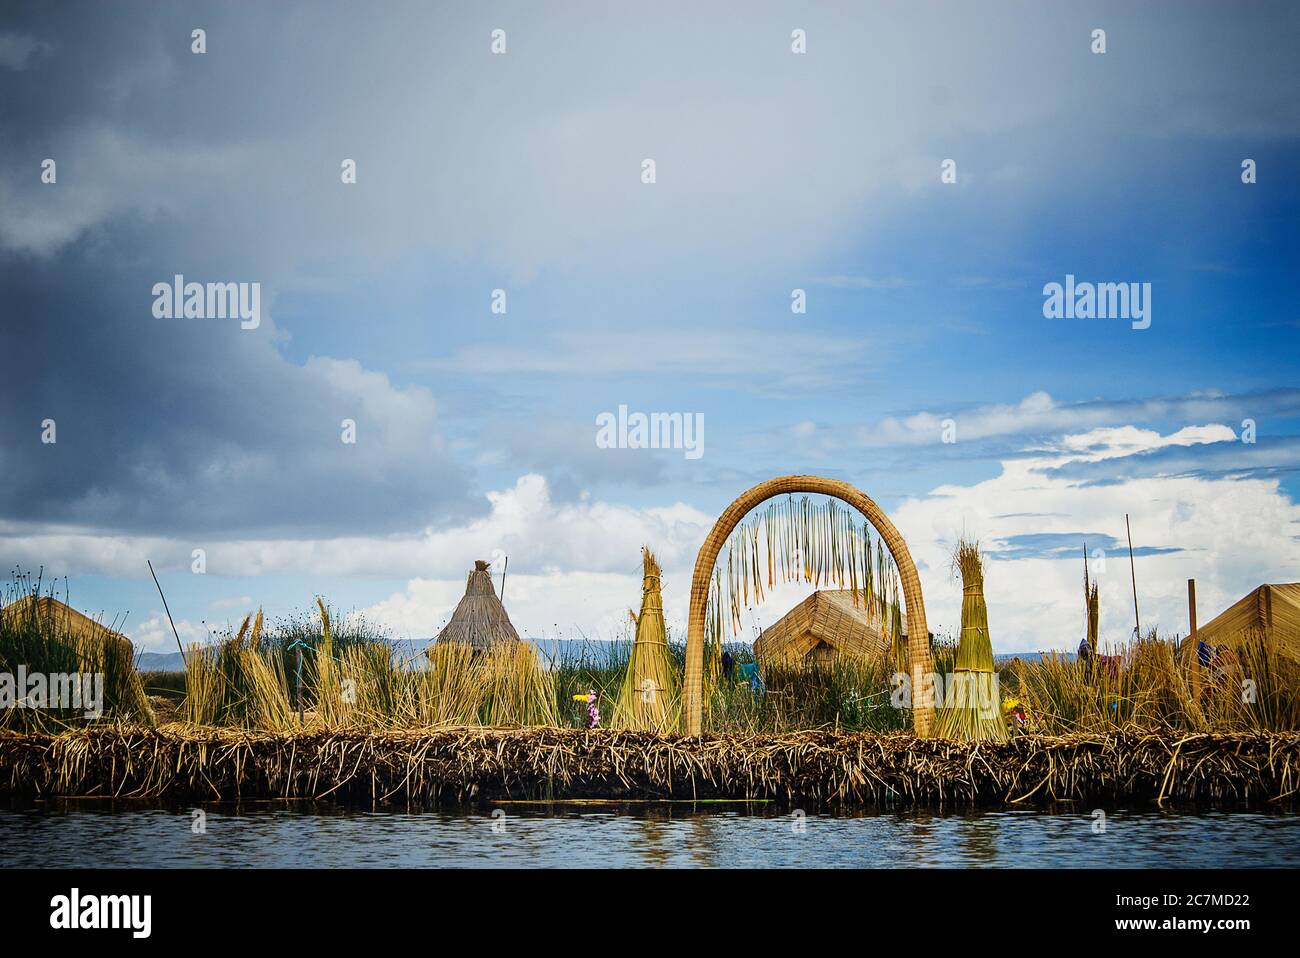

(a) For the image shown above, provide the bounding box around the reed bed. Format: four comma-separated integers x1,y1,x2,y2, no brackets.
710,653,911,734
1010,630,1300,735
182,598,562,731
2,725,1296,809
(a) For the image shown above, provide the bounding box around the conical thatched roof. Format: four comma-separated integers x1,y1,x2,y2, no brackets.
433,561,522,652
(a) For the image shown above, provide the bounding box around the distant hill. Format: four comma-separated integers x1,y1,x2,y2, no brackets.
135,639,432,672
135,639,1068,671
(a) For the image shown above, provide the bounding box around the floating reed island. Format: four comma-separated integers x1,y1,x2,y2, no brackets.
3,726,1298,809
3,476,1299,809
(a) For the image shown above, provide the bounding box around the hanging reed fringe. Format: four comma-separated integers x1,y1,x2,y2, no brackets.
2,726,1296,808
704,496,902,657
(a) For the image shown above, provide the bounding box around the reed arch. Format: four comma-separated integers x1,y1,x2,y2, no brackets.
682,475,936,737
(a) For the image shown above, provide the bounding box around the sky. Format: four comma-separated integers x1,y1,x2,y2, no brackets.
2,1,1298,654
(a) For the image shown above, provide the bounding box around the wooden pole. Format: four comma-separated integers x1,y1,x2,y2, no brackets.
1188,578,1201,700
500,555,509,605
146,560,188,665
1125,514,1141,640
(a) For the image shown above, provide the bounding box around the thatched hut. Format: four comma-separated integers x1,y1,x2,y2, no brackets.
753,589,902,666
432,561,522,652
1186,583,1300,661
1,595,133,650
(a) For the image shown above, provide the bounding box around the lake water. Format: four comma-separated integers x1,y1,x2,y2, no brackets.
3,802,1298,868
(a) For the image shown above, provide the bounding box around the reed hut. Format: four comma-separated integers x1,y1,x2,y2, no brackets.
753,590,903,666
1,595,133,651
612,548,678,730
1184,583,1300,661
432,561,522,653
0,594,153,727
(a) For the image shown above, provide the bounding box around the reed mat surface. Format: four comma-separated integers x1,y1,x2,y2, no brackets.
2,726,1297,809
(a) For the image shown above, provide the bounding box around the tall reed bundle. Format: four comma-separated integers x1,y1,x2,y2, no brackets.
934,540,1007,741
613,549,679,731
1083,548,1100,652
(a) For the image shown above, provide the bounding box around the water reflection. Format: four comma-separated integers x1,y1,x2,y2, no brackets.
1,801,1297,869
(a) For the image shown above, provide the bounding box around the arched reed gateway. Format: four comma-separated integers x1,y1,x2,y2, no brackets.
682,475,937,737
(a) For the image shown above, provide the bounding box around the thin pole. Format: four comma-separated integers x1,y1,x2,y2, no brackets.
1125,515,1141,639
500,555,509,604
147,560,187,664
1188,578,1201,700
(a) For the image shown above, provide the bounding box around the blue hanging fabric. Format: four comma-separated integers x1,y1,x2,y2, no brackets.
1197,640,1213,667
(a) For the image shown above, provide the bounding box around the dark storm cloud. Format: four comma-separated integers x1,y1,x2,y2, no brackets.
0,239,481,537
0,2,490,537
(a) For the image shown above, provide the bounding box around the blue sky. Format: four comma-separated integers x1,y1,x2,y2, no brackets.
1,1,1297,652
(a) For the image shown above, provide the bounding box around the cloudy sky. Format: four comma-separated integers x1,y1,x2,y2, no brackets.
2,1,1298,653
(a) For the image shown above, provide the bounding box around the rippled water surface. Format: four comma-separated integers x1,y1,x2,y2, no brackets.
3,803,1298,868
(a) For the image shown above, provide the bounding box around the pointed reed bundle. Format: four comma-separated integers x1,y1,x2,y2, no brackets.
934,540,1008,741
613,548,679,731
1084,549,1100,653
